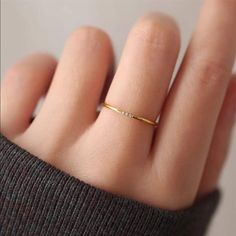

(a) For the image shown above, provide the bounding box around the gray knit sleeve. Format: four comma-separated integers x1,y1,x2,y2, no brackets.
0,135,220,236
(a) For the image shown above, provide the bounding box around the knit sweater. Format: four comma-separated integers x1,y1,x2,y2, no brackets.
0,134,220,236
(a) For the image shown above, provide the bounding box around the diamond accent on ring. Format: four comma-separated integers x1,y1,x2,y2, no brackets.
122,111,133,118
102,102,157,127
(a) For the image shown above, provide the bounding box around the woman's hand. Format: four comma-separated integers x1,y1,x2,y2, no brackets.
1,0,236,210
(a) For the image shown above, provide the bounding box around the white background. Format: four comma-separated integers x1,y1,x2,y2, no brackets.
1,0,236,235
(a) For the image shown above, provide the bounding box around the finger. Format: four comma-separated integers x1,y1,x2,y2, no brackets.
97,13,180,158
0,53,56,139
28,27,113,140
198,77,236,197
152,0,236,209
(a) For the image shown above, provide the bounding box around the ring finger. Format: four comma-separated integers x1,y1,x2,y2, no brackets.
97,13,180,160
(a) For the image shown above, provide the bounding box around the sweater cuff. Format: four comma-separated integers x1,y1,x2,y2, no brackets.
1,135,220,236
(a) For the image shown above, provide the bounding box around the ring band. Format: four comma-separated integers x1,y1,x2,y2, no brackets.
102,102,158,127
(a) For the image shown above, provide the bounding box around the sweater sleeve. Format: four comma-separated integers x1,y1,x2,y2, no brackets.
0,134,220,236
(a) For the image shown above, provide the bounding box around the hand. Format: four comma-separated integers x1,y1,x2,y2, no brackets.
1,0,236,210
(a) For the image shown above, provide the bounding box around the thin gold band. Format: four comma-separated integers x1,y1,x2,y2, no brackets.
102,102,158,127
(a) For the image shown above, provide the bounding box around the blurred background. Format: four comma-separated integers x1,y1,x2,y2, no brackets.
1,0,235,235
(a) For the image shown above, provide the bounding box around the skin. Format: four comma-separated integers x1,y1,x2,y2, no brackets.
1,0,236,210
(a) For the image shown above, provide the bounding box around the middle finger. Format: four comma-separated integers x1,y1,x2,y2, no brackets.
152,0,236,209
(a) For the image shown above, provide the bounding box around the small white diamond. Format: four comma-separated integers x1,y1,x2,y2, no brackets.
121,111,133,118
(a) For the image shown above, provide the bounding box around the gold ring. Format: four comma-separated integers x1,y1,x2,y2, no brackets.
102,102,158,127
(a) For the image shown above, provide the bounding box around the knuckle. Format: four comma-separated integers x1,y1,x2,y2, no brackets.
190,58,229,88
4,65,33,82
133,13,180,52
68,26,111,48
4,53,56,83
30,53,56,64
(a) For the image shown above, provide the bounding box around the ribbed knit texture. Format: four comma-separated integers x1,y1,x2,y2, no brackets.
0,135,220,236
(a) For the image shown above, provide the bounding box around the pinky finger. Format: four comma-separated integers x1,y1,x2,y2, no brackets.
198,76,236,197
